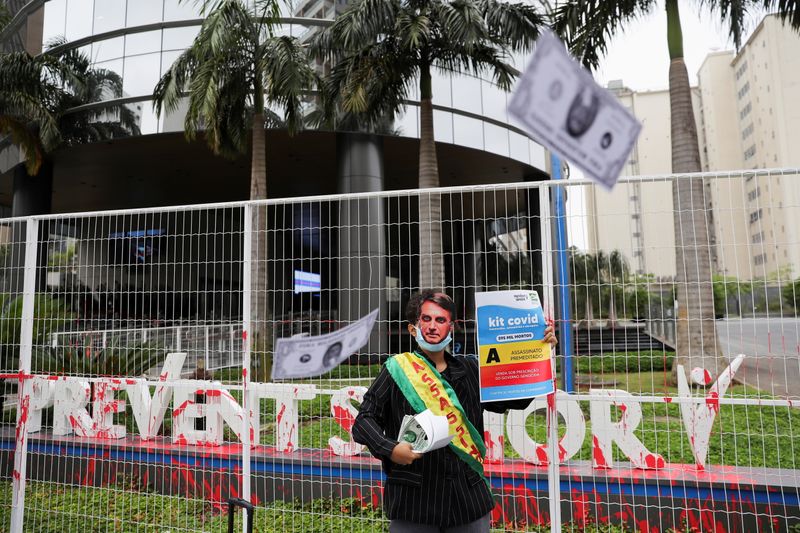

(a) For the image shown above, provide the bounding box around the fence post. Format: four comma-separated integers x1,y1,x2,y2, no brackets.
240,203,253,533
550,155,574,393
10,218,40,533
539,185,562,533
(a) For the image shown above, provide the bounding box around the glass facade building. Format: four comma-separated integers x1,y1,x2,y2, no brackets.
29,0,546,169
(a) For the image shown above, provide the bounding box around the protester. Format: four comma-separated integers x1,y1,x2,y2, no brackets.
353,290,557,532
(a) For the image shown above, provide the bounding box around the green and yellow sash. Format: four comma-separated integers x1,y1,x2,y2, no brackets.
385,352,487,483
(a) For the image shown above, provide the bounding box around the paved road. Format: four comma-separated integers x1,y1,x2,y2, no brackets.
716,317,800,398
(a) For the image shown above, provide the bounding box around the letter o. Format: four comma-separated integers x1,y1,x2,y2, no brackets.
505,390,585,465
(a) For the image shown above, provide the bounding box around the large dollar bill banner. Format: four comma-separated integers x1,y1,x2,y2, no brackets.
508,30,641,190
272,309,378,379
476,290,554,402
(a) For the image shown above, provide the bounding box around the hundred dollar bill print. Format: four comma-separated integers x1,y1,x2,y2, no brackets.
508,30,642,190
272,309,379,379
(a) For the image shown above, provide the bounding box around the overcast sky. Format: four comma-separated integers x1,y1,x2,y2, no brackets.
591,1,762,91
561,2,768,249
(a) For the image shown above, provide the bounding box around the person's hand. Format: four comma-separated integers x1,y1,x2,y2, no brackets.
544,325,558,346
390,442,422,465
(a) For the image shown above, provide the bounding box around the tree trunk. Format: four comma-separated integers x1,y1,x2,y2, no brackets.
665,0,725,383
607,288,617,329
250,112,272,381
417,65,445,291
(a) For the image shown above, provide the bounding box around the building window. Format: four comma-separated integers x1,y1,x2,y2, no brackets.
744,144,756,160
751,231,764,244
739,103,751,120
737,82,750,99
749,208,763,224
735,61,748,80
741,123,754,140
754,253,767,266
747,187,761,201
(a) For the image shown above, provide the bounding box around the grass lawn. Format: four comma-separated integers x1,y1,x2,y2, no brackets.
0,482,645,532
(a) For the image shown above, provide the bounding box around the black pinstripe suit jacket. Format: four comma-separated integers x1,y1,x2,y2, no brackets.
352,350,532,527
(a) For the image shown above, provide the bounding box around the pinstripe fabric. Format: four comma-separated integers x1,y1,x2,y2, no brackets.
353,351,532,528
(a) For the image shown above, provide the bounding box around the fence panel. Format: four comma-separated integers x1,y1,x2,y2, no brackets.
0,170,798,532
558,170,800,532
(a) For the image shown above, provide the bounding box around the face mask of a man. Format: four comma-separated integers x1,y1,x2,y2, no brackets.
414,324,452,352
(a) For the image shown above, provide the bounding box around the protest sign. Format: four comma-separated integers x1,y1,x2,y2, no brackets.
476,290,554,402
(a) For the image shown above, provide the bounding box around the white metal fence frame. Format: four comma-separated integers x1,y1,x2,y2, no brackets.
1,168,799,532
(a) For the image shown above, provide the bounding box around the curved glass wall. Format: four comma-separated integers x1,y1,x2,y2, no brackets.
35,0,546,168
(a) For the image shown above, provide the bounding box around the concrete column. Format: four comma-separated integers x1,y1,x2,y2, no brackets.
12,161,53,217
10,162,53,293
336,133,387,363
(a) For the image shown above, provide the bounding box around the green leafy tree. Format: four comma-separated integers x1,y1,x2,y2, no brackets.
32,338,164,378
153,0,316,380
0,293,73,372
782,278,800,311
312,0,544,290
554,1,800,380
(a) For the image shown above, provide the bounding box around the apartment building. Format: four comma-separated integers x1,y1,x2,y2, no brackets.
587,14,800,281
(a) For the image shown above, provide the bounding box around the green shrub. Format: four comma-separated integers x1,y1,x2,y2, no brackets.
575,351,674,373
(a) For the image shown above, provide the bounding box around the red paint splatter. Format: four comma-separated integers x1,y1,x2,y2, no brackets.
172,400,194,419
706,391,720,413
644,453,665,469
663,397,673,403
332,405,356,433
558,443,568,462
572,490,590,527
242,330,248,341
592,436,609,468
535,445,548,464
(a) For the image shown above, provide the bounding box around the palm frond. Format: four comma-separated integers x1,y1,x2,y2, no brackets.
552,0,655,70
434,0,485,47
476,0,543,53
763,0,800,30
262,36,317,134
0,115,45,174
700,0,752,48
325,0,400,52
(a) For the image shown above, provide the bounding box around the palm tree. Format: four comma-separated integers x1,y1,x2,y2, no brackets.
153,0,316,380
0,5,64,176
598,250,628,329
47,39,141,145
569,247,599,327
1,35,140,216
554,1,800,380
312,0,544,290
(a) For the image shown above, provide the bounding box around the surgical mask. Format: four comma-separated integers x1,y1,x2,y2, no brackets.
414,325,452,352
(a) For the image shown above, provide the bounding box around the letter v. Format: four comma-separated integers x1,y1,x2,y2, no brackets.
677,354,745,468
124,353,186,440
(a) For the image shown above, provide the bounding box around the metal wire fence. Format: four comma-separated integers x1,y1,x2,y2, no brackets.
0,169,798,532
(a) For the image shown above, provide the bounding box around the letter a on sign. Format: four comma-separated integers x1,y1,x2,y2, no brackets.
486,348,501,364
